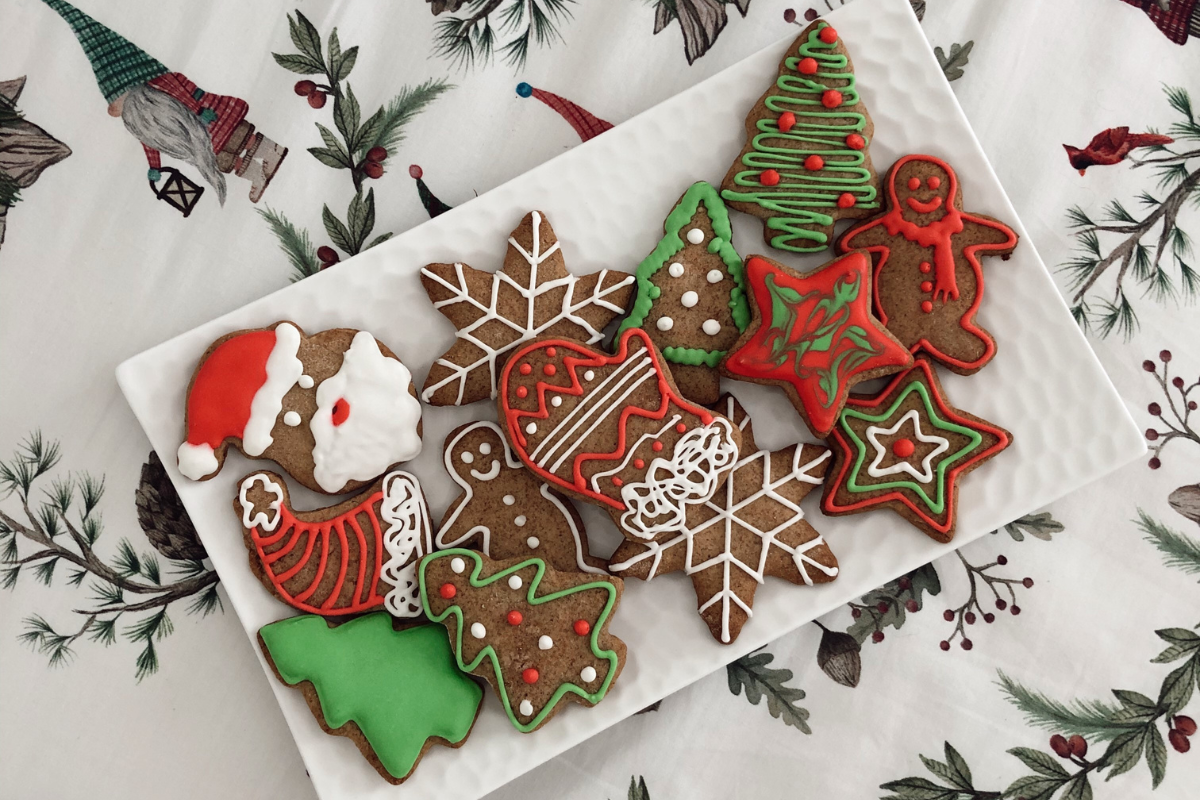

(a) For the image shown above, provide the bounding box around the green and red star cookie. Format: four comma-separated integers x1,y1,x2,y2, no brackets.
821,357,1012,542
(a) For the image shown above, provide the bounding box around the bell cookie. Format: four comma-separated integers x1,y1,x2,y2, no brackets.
419,549,625,733
177,322,422,494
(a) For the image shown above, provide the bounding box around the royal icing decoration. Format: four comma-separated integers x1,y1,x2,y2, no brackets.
657,317,674,331
298,374,315,389
283,411,302,427
609,397,838,644
669,263,685,278
722,253,913,438
421,211,634,405
702,319,721,336
681,290,699,308
864,409,949,482
687,228,705,244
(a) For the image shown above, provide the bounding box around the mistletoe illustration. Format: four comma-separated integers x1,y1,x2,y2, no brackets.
1061,85,1200,339
0,435,219,680
262,11,452,279
430,0,574,70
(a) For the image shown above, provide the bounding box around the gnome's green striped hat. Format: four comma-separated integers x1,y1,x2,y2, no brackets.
42,0,167,103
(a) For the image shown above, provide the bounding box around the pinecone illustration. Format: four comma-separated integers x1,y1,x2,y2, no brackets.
136,451,208,561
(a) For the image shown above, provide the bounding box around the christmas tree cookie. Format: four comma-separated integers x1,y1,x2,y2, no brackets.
258,613,483,785
720,20,880,253
618,181,750,405
419,549,626,733
822,357,1012,542
721,253,913,438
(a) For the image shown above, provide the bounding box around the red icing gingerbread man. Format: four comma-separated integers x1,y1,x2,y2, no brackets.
838,155,1018,375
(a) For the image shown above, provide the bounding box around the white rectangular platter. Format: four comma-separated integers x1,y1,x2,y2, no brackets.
116,0,1146,797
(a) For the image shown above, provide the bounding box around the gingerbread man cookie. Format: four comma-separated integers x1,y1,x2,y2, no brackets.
838,155,1019,375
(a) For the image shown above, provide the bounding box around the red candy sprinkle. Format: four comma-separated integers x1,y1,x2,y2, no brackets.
819,25,838,43
331,398,350,427
507,610,523,626
920,281,933,292
633,458,645,469
919,262,932,273
543,364,557,376
821,90,843,108
760,169,781,186
804,155,825,171
546,347,557,357
837,193,856,209
675,423,687,433
439,583,456,599
612,476,623,487
652,441,664,452
892,438,915,458
798,57,819,75
846,133,865,150
519,363,532,375
573,619,591,636
921,301,934,313
516,386,528,398
522,668,539,684
778,111,797,132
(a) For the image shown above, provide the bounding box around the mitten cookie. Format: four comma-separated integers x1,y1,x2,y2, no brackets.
497,328,743,543
822,357,1012,542
419,549,625,733
437,420,607,574
618,181,750,405
177,322,423,494
838,155,1019,375
721,252,913,438
421,210,635,406
237,468,432,618
609,395,838,644
258,614,482,784
720,20,880,253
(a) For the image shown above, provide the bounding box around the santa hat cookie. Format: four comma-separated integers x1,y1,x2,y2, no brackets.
177,322,423,495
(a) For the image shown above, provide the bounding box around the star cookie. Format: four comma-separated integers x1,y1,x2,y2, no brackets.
608,395,838,644
720,252,913,438
822,357,1012,542
421,211,635,405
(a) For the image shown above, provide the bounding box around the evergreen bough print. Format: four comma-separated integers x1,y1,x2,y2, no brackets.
431,0,574,70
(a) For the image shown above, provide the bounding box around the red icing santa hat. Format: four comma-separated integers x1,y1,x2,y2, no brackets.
177,322,304,480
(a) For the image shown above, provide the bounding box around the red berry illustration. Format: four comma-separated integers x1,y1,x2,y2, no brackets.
804,8,818,21
1175,715,1198,736
876,601,889,614
317,246,339,266
1143,359,1156,372
943,609,954,622
1146,429,1159,441
1190,401,1199,411
1173,376,1185,389
1067,735,1087,758
1160,349,1172,362
995,599,1007,610
851,607,862,619
965,611,976,625
1149,457,1162,469
1022,577,1034,588
997,555,1008,565
939,640,950,651
308,91,327,109
1011,605,1021,615
1170,729,1191,753
294,80,316,96
409,164,424,179
1149,402,1162,415
364,161,384,179
905,599,919,613
960,638,973,650
983,613,995,624
871,630,884,643
783,8,797,23
366,146,388,163
1050,734,1071,758
898,576,912,591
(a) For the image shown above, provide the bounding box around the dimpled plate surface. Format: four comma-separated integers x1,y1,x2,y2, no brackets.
116,0,1144,797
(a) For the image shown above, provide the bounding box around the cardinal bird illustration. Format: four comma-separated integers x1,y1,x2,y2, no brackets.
1063,127,1175,175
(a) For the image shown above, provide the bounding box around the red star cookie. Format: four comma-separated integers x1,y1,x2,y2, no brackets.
720,252,913,437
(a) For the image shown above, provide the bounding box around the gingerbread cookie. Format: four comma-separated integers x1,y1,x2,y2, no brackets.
618,181,750,405
838,155,1019,375
822,357,1012,542
609,395,838,644
720,20,880,253
497,327,743,543
721,253,912,438
421,210,635,406
177,322,423,494
237,468,432,618
419,549,625,733
436,421,607,575
258,613,482,784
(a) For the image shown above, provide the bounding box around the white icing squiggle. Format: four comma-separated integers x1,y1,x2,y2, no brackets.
238,473,285,532
379,471,433,618
865,409,949,483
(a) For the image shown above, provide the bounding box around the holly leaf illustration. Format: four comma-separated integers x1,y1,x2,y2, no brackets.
1003,774,1067,800
934,41,973,82
288,10,325,66
1008,747,1069,778
1060,774,1093,800
1144,724,1167,788
919,742,974,791
271,53,324,75
1156,657,1196,715
726,649,810,732
1151,627,1200,663
1100,729,1145,780
321,204,353,254
879,776,960,800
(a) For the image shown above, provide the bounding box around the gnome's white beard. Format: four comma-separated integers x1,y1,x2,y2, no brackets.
310,331,423,493
121,83,227,205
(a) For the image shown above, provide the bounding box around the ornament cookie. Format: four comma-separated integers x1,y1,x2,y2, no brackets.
838,155,1019,375
618,181,750,405
609,395,838,644
177,322,423,494
498,327,742,542
721,253,913,438
720,20,880,253
258,614,482,784
237,468,433,618
419,549,625,733
421,210,635,406
437,421,607,574
822,357,1012,542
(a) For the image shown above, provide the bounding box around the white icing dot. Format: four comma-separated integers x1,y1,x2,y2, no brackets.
450,557,466,574
514,515,527,527
526,536,540,549
470,623,486,639
461,451,474,464
519,700,533,716
706,269,723,284
702,319,721,336
479,443,492,455
508,575,523,590
584,370,595,381
580,666,597,682
657,317,674,331
551,396,562,407
687,228,704,244
668,262,685,278
681,291,699,308
283,411,301,427
298,375,314,389
538,635,554,650
525,422,537,434
503,494,516,505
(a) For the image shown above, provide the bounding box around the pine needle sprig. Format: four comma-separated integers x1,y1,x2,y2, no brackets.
257,207,320,282
1137,509,1200,577
998,671,1134,742
432,0,574,70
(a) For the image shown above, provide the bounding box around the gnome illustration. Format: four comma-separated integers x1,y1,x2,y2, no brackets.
41,0,287,209
178,323,424,495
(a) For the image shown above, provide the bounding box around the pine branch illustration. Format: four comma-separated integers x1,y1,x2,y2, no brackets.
1137,509,1200,577
998,671,1134,741
432,0,573,70
726,648,811,732
258,207,320,282
361,79,454,159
